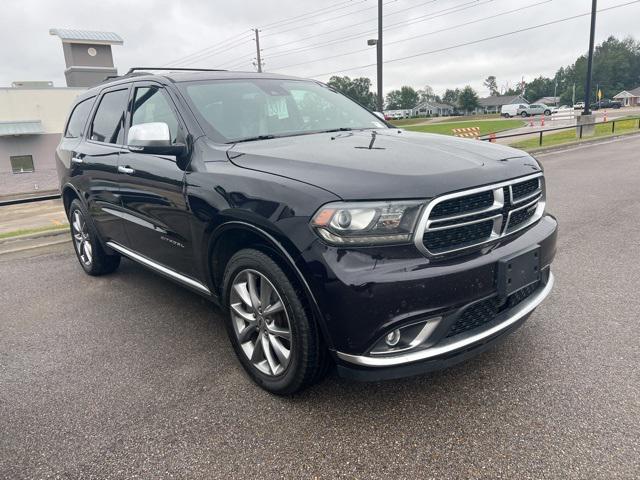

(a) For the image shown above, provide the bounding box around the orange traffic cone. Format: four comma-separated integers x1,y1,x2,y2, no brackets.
603,110,607,122
541,115,545,127
490,133,496,143
529,118,534,127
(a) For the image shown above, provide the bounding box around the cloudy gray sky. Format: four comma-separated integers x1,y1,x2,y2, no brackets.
1,0,639,96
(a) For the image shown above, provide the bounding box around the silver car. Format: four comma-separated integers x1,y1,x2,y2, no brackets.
518,103,552,117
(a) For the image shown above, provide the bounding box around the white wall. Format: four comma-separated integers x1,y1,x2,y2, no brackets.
0,87,85,134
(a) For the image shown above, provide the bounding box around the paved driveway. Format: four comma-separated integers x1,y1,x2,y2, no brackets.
1,137,639,479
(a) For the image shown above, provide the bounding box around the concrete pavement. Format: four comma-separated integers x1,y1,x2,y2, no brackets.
1,136,639,479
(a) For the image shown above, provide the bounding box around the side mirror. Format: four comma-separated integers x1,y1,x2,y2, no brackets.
128,122,187,157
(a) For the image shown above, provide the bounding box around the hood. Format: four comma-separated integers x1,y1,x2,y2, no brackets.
226,129,541,200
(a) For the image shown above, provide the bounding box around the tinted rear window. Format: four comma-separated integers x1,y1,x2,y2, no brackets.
90,89,129,144
65,98,94,138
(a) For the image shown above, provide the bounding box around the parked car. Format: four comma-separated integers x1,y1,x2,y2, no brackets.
500,103,528,118
56,69,557,394
591,99,622,110
573,101,585,110
518,104,552,117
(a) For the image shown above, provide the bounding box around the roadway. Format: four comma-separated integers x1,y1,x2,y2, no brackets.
1,136,639,478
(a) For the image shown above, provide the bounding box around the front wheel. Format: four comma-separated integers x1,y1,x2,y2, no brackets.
223,249,329,394
521,111,528,117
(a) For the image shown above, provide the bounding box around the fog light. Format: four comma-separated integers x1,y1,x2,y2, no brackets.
385,329,401,347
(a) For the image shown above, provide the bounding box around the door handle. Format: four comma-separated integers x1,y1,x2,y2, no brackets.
71,155,83,164
118,165,135,175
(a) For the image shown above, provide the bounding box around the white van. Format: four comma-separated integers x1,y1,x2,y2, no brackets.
501,103,528,118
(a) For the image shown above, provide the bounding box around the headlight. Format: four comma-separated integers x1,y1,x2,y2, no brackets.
311,200,425,245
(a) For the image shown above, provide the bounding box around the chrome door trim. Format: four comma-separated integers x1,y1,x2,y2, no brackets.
336,272,554,367
106,241,210,294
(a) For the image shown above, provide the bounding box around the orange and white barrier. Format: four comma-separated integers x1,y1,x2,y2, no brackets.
452,126,480,139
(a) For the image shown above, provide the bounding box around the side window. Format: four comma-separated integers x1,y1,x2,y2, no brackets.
131,87,180,143
64,98,94,138
90,89,129,144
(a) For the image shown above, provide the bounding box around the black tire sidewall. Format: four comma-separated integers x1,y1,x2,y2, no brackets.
222,249,315,395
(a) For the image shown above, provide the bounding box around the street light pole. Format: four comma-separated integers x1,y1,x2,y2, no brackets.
254,28,263,73
376,0,383,113
583,0,597,115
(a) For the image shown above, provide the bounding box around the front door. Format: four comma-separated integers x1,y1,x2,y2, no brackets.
74,86,131,245
117,82,194,275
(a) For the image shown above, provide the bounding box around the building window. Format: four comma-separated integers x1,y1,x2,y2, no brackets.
10,155,35,174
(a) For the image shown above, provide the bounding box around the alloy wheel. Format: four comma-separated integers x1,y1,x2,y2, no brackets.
229,269,292,376
71,209,92,266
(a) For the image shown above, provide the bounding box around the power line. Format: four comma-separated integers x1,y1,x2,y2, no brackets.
306,0,640,77
260,0,358,30
269,0,552,72
163,31,252,67
262,0,481,52
261,0,401,38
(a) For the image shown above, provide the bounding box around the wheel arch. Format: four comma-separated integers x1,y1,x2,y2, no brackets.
206,221,334,349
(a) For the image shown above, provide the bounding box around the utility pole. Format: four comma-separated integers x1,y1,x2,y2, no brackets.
583,0,597,115
254,28,263,73
376,0,383,112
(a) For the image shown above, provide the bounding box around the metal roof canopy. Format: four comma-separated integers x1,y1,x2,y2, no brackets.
49,28,123,45
0,121,45,136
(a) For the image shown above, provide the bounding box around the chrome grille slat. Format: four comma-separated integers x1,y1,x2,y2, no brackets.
414,173,545,256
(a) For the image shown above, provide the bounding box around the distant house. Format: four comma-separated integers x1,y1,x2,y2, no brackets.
412,101,455,117
534,96,560,106
475,95,528,114
613,87,640,106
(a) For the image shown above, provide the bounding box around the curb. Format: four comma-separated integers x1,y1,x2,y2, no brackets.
0,236,70,256
0,227,69,246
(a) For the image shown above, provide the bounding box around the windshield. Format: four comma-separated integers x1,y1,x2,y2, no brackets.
179,78,388,143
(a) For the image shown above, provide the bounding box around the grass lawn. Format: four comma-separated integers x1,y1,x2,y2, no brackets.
510,117,640,150
389,114,501,127
0,224,69,240
404,119,525,136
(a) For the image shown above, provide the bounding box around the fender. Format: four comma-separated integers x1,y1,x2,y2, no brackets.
207,220,334,350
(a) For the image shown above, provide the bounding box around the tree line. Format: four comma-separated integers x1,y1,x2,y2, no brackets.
326,36,640,112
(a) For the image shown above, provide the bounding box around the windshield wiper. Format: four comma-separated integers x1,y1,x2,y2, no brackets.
230,134,277,144
319,127,353,133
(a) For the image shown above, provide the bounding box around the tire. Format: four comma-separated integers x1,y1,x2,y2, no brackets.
544,109,551,116
68,199,120,276
222,249,328,395
521,111,528,117
504,113,511,118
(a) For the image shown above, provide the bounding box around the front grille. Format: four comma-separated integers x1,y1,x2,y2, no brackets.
423,220,494,252
431,191,494,218
446,281,539,338
511,178,540,201
418,175,544,256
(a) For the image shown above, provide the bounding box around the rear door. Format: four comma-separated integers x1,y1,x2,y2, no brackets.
117,81,194,275
71,85,131,244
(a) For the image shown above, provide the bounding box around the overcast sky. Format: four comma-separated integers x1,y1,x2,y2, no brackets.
1,0,639,97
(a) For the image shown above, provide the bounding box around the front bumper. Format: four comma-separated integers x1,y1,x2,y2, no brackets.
336,271,553,381
301,214,557,377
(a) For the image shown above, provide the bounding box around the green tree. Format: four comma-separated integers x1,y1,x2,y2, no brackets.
457,85,480,113
442,88,461,105
385,86,419,109
417,85,440,103
327,75,377,110
483,76,499,96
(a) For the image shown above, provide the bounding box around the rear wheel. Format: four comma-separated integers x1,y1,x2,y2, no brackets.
223,249,328,394
521,111,528,117
68,199,120,276
544,109,551,116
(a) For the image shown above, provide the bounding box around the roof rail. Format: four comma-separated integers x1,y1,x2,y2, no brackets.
125,67,227,75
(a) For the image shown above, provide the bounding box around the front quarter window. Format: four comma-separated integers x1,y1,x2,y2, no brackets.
180,78,387,143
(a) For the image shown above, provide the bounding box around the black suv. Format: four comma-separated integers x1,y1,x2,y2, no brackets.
591,99,622,110
57,69,557,394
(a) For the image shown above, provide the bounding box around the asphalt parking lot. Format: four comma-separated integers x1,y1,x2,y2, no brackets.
1,136,640,479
